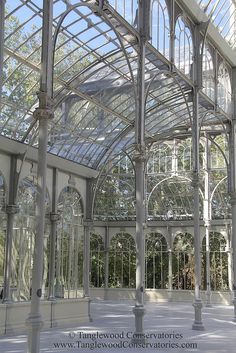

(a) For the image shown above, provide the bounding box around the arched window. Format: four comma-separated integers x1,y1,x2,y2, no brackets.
94,154,135,221
210,135,227,170
202,44,215,101
90,234,105,287
13,177,50,301
147,177,195,221
0,172,6,290
202,232,228,290
177,139,192,171
147,143,172,174
217,62,232,113
173,233,194,289
145,233,168,288
151,0,170,58
56,186,83,299
211,177,230,219
175,16,193,76
109,233,135,288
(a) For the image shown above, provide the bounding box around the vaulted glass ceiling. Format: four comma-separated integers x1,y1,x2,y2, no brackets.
195,0,236,48
0,0,232,170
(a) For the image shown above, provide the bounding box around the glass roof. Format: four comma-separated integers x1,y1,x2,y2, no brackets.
195,0,236,48
1,0,232,170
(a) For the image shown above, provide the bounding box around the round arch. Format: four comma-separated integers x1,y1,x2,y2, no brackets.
56,186,84,299
145,232,168,289
90,233,105,288
172,232,194,290
109,232,135,288
202,231,228,290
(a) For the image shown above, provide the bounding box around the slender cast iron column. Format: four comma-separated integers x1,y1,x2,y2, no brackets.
226,224,233,292
230,68,236,321
83,220,93,322
3,204,19,302
231,191,236,321
48,213,60,300
104,225,109,291
48,168,59,300
205,222,211,306
2,156,20,303
26,1,53,351
0,0,5,110
132,0,151,339
191,87,204,330
83,220,92,298
203,137,211,306
26,93,53,353
191,23,204,330
168,249,173,291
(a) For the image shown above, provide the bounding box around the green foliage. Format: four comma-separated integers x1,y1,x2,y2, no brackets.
172,233,195,290
94,175,135,220
145,233,168,289
109,233,135,288
202,232,228,290
90,234,105,287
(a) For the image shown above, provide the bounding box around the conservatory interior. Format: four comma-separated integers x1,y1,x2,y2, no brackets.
1,0,236,352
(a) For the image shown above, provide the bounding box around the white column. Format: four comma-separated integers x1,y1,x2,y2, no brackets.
83,221,91,298
2,204,19,302
191,23,204,331
48,168,59,300
231,192,236,321
168,248,173,290
226,224,233,291
2,155,20,303
48,212,60,300
104,226,109,290
26,97,53,352
205,222,211,306
230,67,236,321
26,1,53,350
132,0,151,340
0,0,5,110
203,137,211,306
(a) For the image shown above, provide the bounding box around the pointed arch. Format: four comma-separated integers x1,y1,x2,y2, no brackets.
175,16,193,76
151,0,170,58
217,61,232,114
202,43,215,101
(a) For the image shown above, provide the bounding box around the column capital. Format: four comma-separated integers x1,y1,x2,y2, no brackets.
83,219,94,228
33,107,53,120
204,220,211,228
133,144,147,162
6,204,19,214
33,91,54,120
50,212,60,222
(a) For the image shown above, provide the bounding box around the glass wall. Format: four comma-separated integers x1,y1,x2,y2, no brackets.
145,233,168,289
13,177,50,301
109,233,135,288
202,232,228,290
172,233,194,290
0,172,6,293
90,233,105,288
56,186,83,298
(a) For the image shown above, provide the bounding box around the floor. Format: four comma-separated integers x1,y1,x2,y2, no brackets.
0,299,236,353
